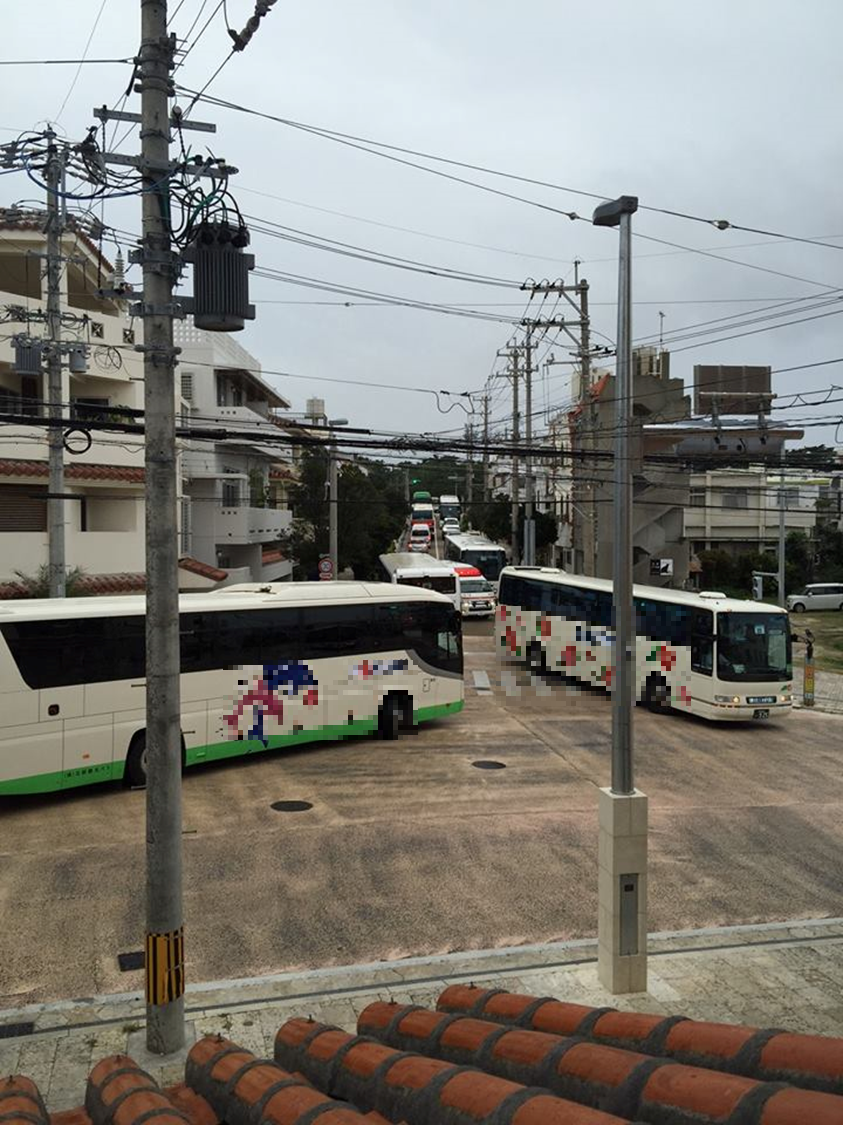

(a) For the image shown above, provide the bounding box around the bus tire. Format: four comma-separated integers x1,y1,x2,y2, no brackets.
125,732,148,788
644,674,671,713
791,602,805,613
379,693,411,740
526,640,547,675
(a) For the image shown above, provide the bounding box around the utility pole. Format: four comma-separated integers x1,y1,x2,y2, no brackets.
329,442,338,578
482,393,490,503
511,351,520,564
465,422,474,510
578,277,599,578
519,279,590,573
140,0,185,1055
44,128,66,598
777,445,786,606
523,327,535,566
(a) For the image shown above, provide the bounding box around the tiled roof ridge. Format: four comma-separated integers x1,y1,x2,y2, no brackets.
5,990,843,1125
177,556,228,581
0,458,144,483
436,984,843,1095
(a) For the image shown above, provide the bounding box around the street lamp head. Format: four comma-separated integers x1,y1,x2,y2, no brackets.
328,418,348,427
592,195,639,228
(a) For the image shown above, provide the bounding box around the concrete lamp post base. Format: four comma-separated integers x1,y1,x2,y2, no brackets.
597,787,648,994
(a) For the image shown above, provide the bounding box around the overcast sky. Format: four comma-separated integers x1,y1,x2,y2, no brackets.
3,1,842,448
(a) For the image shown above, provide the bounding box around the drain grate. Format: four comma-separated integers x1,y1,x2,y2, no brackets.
0,1022,35,1039
117,950,145,972
270,800,314,812
472,760,506,770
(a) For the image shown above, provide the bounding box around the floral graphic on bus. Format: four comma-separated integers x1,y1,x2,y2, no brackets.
225,661,319,746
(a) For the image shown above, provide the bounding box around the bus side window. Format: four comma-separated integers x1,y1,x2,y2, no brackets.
691,609,713,674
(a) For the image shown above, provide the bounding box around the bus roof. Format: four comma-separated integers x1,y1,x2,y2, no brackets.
0,581,455,622
380,552,455,577
499,566,785,615
444,532,506,552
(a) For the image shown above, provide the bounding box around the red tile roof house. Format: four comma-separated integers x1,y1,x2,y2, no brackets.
6,986,843,1125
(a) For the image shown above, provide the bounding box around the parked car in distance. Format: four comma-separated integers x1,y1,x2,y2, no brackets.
787,584,843,612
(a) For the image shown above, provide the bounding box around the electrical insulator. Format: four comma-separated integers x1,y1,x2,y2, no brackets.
13,336,43,375
67,343,88,374
183,221,255,332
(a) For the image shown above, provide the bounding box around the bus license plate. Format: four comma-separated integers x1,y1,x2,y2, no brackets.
753,708,770,720
748,696,775,705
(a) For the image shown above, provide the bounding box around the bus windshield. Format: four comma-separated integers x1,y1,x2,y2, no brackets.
460,578,493,594
716,612,792,682
465,550,505,580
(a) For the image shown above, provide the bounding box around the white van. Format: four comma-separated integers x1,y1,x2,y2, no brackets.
787,584,843,612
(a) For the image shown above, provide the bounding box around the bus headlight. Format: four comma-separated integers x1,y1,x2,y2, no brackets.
780,694,791,703
715,695,741,705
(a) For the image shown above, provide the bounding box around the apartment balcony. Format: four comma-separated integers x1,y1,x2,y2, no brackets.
214,504,291,545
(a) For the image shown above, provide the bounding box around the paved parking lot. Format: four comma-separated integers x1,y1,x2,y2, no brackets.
2,619,842,1009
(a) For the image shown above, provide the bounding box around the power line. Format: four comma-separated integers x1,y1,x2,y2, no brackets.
56,0,112,122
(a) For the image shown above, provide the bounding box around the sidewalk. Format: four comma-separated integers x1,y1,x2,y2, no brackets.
792,665,843,714
2,916,843,1111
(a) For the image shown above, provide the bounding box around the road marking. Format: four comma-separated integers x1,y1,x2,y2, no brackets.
473,670,493,695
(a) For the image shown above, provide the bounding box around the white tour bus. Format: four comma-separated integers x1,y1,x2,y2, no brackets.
0,582,464,796
438,494,461,522
444,533,508,583
380,553,460,612
497,566,793,722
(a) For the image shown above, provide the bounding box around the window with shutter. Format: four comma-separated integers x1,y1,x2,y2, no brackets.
0,484,48,531
180,372,193,403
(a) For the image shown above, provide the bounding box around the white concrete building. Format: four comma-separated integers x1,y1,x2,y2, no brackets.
0,212,154,594
684,467,820,556
176,321,294,582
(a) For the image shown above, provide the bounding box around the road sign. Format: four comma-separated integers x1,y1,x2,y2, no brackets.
649,558,673,578
318,555,334,581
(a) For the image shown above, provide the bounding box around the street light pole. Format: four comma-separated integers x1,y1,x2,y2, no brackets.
593,195,647,995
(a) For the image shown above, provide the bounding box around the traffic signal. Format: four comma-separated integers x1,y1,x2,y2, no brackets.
752,574,763,600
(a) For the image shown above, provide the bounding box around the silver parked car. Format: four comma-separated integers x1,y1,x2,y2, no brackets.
787,584,843,612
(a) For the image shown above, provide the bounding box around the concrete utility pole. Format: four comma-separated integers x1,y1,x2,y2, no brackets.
482,393,490,503
328,443,338,578
510,350,520,564
578,279,599,578
140,0,185,1054
465,422,474,509
523,328,535,566
777,446,786,606
44,128,66,598
593,195,647,996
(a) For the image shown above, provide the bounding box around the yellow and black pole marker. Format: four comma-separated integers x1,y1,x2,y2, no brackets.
803,629,815,708
145,927,185,1006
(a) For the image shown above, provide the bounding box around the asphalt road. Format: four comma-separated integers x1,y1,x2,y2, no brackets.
2,620,842,1008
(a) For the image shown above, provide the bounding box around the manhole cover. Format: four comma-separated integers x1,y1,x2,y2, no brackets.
117,950,145,972
0,1022,35,1039
270,800,314,812
471,760,506,770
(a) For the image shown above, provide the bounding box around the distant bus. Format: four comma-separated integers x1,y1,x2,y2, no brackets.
444,533,507,582
380,553,459,612
497,566,793,722
0,583,464,795
411,502,435,529
438,494,461,522
412,490,432,503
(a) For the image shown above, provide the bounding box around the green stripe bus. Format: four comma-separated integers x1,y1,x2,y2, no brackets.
497,566,793,722
0,582,463,795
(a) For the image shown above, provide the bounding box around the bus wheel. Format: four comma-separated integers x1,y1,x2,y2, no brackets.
526,640,547,675
644,675,671,713
125,733,148,788
379,693,411,740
